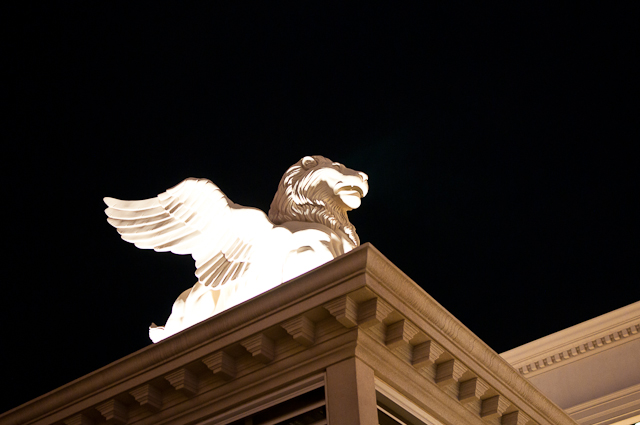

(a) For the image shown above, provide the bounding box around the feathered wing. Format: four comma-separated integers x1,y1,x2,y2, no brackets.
104,178,274,288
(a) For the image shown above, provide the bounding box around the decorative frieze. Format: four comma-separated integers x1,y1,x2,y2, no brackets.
458,377,490,404
481,394,510,419
358,297,393,328
95,399,128,425
130,383,163,412
202,351,237,380
435,359,467,386
385,319,419,349
241,333,275,363
165,368,198,397
502,302,640,378
324,296,358,328
281,316,315,346
412,340,445,368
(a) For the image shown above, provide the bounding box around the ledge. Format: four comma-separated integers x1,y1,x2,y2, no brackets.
0,243,577,425
500,301,640,377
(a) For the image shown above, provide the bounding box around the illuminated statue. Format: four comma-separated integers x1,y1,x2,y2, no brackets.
104,156,368,342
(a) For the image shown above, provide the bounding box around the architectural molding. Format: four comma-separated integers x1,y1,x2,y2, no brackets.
564,382,640,425
502,411,534,425
435,359,468,387
281,315,316,347
202,351,236,381
95,399,127,425
129,384,162,412
324,295,359,328
413,340,446,368
164,368,198,397
358,297,393,329
63,414,94,425
386,319,419,350
458,377,490,404
481,394,510,419
0,244,577,425
501,301,640,377
240,333,276,364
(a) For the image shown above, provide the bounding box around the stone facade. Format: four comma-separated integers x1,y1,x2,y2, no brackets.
0,244,578,425
501,301,640,425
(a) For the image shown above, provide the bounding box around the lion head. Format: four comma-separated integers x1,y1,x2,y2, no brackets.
268,155,369,247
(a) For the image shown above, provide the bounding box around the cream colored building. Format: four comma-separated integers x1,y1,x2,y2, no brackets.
1,244,637,425
501,300,640,425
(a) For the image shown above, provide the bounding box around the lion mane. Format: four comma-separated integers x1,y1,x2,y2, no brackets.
268,155,361,247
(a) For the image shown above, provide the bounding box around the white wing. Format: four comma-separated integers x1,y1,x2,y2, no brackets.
104,178,274,288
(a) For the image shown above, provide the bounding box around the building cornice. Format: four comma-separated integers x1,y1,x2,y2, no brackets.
500,301,640,377
564,382,640,425
0,243,577,425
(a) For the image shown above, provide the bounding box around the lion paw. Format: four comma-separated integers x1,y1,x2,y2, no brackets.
149,323,166,343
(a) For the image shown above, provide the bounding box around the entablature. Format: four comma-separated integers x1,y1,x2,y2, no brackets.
500,301,640,378
0,244,577,425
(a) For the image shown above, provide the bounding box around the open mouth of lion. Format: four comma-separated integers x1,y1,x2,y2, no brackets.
335,185,364,197
335,184,366,209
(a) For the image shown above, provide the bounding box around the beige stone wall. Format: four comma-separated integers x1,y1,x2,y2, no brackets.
529,339,640,410
1,244,578,425
501,301,640,425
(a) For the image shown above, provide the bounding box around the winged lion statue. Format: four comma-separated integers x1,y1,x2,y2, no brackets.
104,155,368,342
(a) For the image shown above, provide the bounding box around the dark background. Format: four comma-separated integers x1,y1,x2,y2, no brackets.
4,3,638,414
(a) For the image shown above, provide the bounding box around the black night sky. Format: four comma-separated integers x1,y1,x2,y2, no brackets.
4,3,639,414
